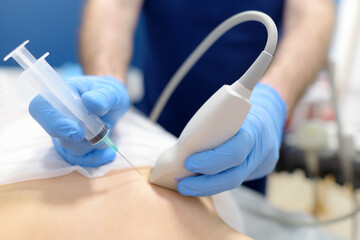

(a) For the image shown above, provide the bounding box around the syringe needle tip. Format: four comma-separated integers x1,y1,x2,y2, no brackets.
117,151,143,176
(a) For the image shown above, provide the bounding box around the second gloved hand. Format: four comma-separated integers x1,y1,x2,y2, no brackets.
177,83,287,196
29,75,130,167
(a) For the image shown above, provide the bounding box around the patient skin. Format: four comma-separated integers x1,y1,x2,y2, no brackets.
0,167,251,240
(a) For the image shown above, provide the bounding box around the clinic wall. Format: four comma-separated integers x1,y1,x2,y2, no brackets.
0,0,85,67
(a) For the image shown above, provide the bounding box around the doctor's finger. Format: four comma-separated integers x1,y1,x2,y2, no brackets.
54,141,116,167
29,95,84,141
67,76,129,117
177,163,250,197
184,129,254,175
54,138,97,157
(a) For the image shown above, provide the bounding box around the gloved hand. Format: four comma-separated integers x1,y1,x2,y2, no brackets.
29,75,130,167
177,83,287,196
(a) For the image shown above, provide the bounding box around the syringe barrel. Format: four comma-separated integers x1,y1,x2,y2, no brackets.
18,56,108,144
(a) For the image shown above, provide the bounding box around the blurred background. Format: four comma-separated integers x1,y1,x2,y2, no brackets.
0,0,84,67
0,0,144,68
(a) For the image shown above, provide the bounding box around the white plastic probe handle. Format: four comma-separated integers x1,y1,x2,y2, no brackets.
149,82,251,190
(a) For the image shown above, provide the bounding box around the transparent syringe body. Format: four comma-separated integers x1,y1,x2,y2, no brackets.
5,41,108,144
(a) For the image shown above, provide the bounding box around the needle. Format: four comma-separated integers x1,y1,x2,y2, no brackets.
116,150,143,176
102,135,143,176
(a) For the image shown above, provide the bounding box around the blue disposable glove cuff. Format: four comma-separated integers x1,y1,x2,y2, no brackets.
251,83,287,142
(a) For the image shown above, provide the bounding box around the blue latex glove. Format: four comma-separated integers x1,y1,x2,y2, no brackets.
29,75,130,167
177,83,287,196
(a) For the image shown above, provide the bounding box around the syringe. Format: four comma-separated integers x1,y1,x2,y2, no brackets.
4,40,142,175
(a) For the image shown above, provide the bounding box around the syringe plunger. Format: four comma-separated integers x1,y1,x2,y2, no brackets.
4,40,37,70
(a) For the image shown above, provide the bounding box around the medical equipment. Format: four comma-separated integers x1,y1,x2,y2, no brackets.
3,41,142,175
149,11,278,190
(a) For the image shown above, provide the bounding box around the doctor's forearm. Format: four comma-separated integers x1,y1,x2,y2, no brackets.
261,0,335,114
79,0,143,82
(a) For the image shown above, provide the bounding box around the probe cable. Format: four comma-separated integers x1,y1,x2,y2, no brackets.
150,11,277,122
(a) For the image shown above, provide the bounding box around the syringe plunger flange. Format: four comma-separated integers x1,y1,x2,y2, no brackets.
4,40,38,70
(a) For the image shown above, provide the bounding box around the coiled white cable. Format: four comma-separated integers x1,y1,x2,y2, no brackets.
149,11,278,122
